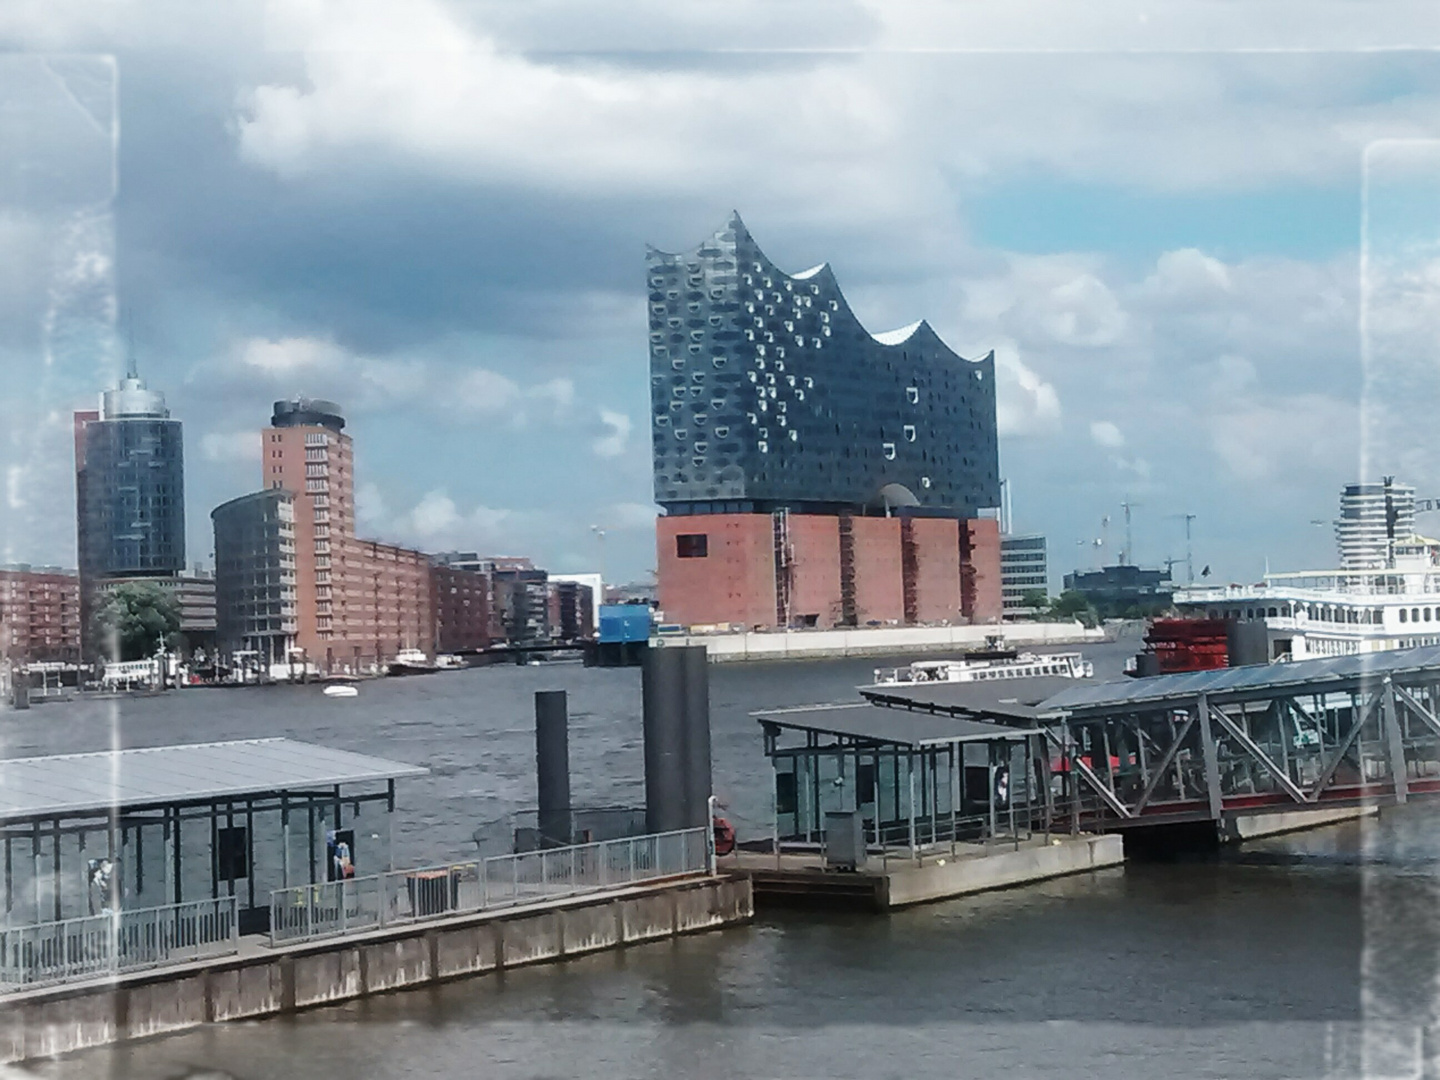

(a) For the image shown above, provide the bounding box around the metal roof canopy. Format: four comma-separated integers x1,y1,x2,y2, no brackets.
1040,644,1440,715
859,675,1084,724
755,703,1034,748
0,738,429,824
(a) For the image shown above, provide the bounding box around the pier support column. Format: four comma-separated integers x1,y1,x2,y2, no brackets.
1382,678,1408,804
1197,692,1224,822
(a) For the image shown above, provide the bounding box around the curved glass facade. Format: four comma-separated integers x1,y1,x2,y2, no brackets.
77,376,186,579
648,213,999,518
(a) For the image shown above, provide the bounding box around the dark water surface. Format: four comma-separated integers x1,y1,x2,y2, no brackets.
8,641,1439,1078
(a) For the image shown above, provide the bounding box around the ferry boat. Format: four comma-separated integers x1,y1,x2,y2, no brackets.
1174,534,1440,661
872,644,1094,687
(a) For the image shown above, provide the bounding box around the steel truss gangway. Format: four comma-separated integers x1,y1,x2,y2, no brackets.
1033,645,1440,832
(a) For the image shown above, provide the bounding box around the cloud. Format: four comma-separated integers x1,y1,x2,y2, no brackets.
1145,248,1234,299
1089,420,1124,448
239,336,346,374
372,487,520,550
449,368,520,415
603,501,659,530
354,480,387,526
592,409,631,458
991,340,1061,436
199,430,259,462
1209,393,1358,483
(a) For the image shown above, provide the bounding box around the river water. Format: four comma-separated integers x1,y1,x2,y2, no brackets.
8,641,1440,1079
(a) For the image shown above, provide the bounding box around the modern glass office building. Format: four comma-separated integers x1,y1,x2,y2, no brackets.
648,212,1000,518
75,367,186,581
1001,533,1049,616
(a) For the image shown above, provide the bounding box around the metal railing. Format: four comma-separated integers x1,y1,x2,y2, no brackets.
0,896,238,991
270,826,711,946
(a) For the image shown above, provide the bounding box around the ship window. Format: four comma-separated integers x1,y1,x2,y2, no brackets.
1414,608,1421,622
882,443,896,461
904,425,916,442
1401,609,1408,623
676,534,708,559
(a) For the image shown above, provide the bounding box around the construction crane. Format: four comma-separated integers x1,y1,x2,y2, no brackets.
1120,500,1141,567
1165,512,1197,584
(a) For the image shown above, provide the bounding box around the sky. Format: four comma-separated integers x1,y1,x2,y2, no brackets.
4,2,1440,589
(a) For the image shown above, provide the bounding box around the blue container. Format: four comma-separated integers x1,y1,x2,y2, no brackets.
599,604,652,644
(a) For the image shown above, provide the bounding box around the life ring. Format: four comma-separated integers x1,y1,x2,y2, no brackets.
712,816,736,857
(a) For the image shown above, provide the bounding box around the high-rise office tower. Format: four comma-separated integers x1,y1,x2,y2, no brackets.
74,364,191,656
648,213,1003,629
75,364,186,582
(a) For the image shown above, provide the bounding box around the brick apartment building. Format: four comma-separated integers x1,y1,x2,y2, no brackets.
0,567,81,665
213,399,500,672
648,214,1003,629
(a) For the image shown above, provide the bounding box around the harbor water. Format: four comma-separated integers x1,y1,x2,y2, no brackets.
6,639,1439,1079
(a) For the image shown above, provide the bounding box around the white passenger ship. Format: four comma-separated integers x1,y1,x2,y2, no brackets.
873,644,1093,687
1174,535,1440,660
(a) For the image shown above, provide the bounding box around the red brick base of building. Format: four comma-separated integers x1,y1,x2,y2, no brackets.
656,512,1002,631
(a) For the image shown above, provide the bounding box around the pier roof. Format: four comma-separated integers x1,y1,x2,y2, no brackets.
0,738,428,823
859,676,1083,723
755,702,1032,748
1040,643,1440,714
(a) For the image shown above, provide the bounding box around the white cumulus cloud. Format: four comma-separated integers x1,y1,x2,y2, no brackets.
1089,420,1125,448
200,430,260,462
592,408,631,458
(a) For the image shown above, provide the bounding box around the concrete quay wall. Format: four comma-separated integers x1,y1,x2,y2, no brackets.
883,835,1124,908
664,622,1104,663
0,874,752,1066
1223,805,1377,842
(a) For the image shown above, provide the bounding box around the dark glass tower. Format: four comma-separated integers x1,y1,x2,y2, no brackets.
76,365,186,581
648,213,1000,518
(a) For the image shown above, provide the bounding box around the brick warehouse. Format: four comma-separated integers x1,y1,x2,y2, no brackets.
648,214,1003,630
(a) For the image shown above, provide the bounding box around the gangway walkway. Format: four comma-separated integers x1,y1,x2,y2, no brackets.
1035,645,1440,831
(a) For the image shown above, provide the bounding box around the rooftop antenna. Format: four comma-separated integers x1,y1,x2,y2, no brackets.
124,323,138,381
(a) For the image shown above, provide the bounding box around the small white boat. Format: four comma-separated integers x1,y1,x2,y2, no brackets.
323,684,359,698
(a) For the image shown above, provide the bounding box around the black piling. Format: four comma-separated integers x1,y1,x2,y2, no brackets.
682,646,713,828
642,645,713,833
535,690,571,846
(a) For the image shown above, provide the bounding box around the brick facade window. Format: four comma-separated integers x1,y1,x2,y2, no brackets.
676,533,708,558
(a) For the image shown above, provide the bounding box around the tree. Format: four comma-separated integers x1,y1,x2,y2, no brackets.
1020,588,1049,615
92,582,181,662
1048,590,1100,629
